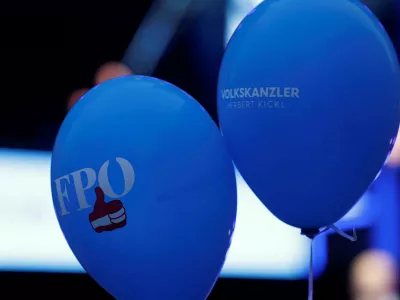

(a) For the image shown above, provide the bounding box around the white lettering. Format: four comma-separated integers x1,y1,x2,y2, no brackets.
260,87,268,97
284,87,290,97
53,157,135,216
70,168,97,211
252,88,259,97
54,175,72,216
98,157,135,198
277,87,283,98
269,87,277,98
256,100,286,109
292,88,300,98
221,87,300,100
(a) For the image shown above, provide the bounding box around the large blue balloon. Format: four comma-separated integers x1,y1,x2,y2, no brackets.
217,0,400,229
51,76,237,300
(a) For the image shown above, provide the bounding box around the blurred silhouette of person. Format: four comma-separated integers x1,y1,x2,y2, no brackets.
349,249,399,300
67,61,133,110
387,127,400,167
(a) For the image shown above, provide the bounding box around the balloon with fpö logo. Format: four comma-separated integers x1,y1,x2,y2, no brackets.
218,0,400,229
51,76,237,300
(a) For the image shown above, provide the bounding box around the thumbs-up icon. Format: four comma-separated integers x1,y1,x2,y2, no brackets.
89,187,127,233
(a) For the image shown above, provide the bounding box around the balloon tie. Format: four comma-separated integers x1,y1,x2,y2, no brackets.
301,225,357,300
327,224,357,242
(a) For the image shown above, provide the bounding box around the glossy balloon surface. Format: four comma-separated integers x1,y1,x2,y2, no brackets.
218,0,400,228
52,76,237,300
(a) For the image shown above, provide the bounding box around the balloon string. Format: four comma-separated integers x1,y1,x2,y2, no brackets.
308,238,314,300
302,225,357,300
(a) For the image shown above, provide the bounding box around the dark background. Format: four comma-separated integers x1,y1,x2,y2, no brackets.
0,0,398,299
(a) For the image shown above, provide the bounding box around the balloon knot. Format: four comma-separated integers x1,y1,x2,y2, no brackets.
301,225,357,242
301,228,320,239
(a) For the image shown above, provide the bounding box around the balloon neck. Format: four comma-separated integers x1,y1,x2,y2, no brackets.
301,228,320,239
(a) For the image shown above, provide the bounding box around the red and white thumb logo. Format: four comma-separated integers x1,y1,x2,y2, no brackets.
89,187,127,233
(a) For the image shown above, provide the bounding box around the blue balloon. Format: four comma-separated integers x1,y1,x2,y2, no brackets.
217,0,400,229
51,76,237,300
